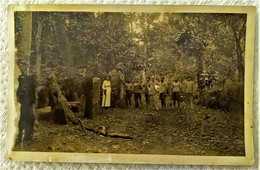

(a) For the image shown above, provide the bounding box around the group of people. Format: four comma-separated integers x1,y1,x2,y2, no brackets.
101,72,195,111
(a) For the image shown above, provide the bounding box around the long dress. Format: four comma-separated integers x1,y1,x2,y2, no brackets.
102,80,111,107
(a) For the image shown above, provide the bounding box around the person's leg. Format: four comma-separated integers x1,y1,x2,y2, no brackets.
162,93,165,109
177,92,180,108
138,93,142,108
122,94,126,108
152,94,158,110
114,91,119,107
134,93,136,108
186,93,189,109
171,93,174,108
125,92,128,107
184,93,188,109
24,105,34,142
187,93,191,109
160,93,163,109
173,92,176,108
128,96,131,107
126,91,131,108
137,93,140,107
17,121,24,144
134,93,139,108
150,94,154,109
129,92,132,108
145,93,149,107
156,93,161,111
190,94,194,109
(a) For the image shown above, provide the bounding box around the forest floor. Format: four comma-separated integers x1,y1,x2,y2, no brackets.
14,105,245,156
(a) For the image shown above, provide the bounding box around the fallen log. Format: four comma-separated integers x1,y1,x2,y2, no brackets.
48,73,78,125
59,96,78,125
108,133,133,139
77,118,133,139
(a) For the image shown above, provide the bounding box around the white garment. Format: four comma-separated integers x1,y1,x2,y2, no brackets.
102,80,111,107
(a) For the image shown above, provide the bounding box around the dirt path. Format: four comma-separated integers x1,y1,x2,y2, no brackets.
14,106,244,156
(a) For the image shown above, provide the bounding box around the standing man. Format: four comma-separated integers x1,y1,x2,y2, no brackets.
133,77,143,108
159,77,167,110
109,62,126,108
172,78,181,109
144,76,151,107
125,80,133,108
184,77,194,109
148,76,161,111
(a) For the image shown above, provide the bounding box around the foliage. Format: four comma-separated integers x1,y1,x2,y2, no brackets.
196,80,243,111
16,12,246,107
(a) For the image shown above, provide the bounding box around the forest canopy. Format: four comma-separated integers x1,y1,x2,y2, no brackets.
15,12,246,85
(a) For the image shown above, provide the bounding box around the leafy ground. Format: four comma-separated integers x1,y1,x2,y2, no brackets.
14,105,244,156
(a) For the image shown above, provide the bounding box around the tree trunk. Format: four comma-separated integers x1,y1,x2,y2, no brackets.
53,13,73,67
16,12,32,74
83,77,93,119
92,77,101,116
231,20,245,82
35,15,43,81
235,38,244,81
196,52,204,89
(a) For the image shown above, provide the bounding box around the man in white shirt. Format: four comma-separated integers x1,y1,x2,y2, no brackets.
184,77,194,109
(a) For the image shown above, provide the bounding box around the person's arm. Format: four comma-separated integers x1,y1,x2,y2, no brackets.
102,81,107,95
131,84,134,91
102,81,105,90
118,71,126,84
55,83,62,97
139,82,143,89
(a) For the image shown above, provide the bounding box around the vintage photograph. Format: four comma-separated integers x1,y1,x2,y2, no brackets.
7,5,255,164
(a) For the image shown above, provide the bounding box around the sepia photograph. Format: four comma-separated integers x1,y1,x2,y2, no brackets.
6,5,255,165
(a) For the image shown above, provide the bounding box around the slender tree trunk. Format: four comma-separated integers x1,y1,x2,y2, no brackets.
232,20,245,81
141,13,149,66
197,52,204,89
235,38,244,81
35,15,43,80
